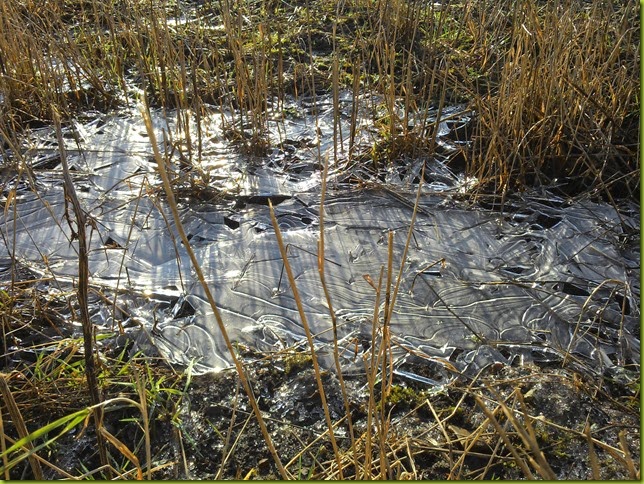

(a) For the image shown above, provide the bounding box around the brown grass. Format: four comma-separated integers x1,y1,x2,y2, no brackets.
0,0,638,195
0,0,639,479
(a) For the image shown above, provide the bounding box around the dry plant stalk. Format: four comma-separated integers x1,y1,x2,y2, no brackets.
500,388,556,480
364,265,385,479
268,199,344,478
0,376,43,479
474,395,535,480
140,99,289,479
98,427,142,480
584,421,601,480
134,370,152,480
317,151,359,474
378,230,395,479
0,403,8,479
53,112,110,475
618,429,639,480
216,381,251,480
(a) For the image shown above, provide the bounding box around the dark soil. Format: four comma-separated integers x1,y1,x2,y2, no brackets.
3,343,639,480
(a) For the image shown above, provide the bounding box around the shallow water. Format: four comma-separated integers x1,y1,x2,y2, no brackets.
0,99,639,380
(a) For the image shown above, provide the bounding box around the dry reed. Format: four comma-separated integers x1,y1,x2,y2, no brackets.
0,0,639,479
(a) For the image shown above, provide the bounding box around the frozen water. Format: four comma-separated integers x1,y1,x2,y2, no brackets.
0,102,638,379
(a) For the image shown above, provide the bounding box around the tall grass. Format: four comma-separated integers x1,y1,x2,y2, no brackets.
0,0,638,194
464,0,640,198
0,0,639,479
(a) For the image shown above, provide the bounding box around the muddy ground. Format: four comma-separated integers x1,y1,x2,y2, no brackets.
3,333,639,480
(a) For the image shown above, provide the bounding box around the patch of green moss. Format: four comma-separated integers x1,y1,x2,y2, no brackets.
383,384,429,408
446,404,465,419
284,352,313,375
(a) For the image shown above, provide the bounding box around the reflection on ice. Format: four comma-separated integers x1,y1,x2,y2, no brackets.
0,102,639,379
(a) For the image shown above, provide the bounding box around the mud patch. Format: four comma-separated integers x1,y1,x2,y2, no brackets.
4,352,637,480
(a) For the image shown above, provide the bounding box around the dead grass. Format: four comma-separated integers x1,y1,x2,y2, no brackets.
0,0,638,196
0,0,640,479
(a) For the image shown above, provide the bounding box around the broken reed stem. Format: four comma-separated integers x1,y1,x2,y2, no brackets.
424,397,456,472
364,265,385,479
448,398,503,478
474,395,535,480
383,230,395,395
512,387,556,480
53,111,110,476
139,99,290,480
618,429,639,480
564,278,627,367
584,421,601,479
489,388,556,480
134,371,152,480
384,73,446,325
0,403,8,479
215,379,244,480
487,388,635,470
268,199,344,478
97,427,142,480
378,230,395,480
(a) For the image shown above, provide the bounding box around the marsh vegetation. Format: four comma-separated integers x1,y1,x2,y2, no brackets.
0,0,640,479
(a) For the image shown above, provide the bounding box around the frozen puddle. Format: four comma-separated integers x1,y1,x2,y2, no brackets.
0,106,639,379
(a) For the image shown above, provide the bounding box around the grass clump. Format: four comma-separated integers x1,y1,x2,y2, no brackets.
1,341,188,479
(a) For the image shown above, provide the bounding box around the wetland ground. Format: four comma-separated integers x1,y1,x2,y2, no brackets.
0,0,640,479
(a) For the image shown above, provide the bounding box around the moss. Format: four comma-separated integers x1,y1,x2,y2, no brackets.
284,352,313,375
382,384,428,409
445,404,465,419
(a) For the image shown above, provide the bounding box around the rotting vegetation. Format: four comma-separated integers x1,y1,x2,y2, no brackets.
0,0,640,480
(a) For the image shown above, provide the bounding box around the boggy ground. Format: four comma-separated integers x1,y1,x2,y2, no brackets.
171,357,640,480
1,330,639,480
0,0,639,479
